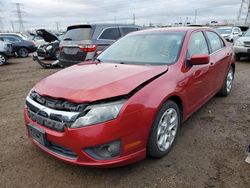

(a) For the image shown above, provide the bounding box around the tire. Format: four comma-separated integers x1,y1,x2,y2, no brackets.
0,53,7,66
17,47,29,57
147,100,181,158
52,48,60,60
218,66,234,96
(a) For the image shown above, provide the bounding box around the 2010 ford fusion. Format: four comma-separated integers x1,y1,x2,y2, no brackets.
24,27,235,167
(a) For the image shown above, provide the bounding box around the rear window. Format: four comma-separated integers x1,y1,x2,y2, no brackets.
121,27,138,35
63,26,93,41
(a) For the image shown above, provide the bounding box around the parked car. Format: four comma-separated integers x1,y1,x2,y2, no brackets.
0,41,13,66
0,33,36,57
24,27,235,167
31,35,45,47
34,29,62,60
234,29,250,60
217,26,242,43
58,23,141,67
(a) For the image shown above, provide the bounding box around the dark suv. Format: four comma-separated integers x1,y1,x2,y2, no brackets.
0,33,36,57
59,24,141,67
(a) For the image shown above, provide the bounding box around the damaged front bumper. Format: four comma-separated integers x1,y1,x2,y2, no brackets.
33,53,61,69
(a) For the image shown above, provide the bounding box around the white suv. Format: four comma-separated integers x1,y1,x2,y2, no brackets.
217,27,242,43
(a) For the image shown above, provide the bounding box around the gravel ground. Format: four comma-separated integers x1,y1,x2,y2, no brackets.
0,57,249,188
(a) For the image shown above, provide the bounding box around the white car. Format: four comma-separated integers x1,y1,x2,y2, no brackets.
0,41,12,66
234,29,250,61
217,27,242,43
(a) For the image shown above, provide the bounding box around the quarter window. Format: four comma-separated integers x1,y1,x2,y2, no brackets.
205,31,224,53
188,32,209,57
99,28,121,40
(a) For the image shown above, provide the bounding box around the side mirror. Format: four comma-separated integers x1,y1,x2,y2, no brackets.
188,54,210,65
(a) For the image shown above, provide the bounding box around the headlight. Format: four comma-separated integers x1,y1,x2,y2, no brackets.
71,100,125,128
46,45,53,50
234,40,244,46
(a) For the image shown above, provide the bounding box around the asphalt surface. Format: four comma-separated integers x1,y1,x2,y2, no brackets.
0,57,249,188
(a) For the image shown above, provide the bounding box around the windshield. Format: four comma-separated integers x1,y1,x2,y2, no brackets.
244,29,250,36
217,28,232,35
98,32,185,65
63,27,93,41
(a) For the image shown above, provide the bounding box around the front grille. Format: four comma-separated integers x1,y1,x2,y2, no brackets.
47,142,77,159
30,91,87,112
244,41,250,47
27,101,66,132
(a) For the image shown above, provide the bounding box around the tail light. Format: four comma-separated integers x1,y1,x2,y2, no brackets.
79,44,97,52
59,46,64,52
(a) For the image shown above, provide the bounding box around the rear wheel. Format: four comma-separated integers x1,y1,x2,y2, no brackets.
147,100,180,158
18,47,29,57
0,53,7,66
218,66,234,96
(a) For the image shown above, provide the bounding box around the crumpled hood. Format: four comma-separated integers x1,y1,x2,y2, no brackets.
34,63,168,103
36,29,59,42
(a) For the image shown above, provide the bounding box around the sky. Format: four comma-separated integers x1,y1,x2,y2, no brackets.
0,0,243,31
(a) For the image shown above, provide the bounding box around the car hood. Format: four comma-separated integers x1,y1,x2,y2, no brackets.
36,29,59,42
34,63,168,103
221,34,230,37
237,36,250,42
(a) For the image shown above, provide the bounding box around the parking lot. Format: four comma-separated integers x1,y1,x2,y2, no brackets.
0,57,249,188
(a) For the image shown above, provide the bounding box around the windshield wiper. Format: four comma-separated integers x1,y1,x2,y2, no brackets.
63,38,72,41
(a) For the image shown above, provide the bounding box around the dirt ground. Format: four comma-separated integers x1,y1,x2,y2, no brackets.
0,57,249,188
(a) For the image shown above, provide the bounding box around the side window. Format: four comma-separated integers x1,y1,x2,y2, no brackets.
188,32,209,57
3,36,19,42
120,27,138,36
0,37,3,41
99,27,121,40
205,31,223,53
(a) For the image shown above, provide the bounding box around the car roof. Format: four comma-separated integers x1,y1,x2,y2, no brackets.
67,23,140,30
129,27,213,35
217,27,234,29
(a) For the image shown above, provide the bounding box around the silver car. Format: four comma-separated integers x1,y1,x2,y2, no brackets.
217,27,242,43
234,29,250,61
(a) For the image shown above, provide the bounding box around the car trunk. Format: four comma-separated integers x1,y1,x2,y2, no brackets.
59,25,95,65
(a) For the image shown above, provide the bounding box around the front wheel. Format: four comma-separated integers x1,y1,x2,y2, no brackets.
17,47,29,57
147,100,181,158
0,53,7,66
218,66,234,96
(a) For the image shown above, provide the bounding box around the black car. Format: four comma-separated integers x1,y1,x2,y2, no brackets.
59,23,141,67
0,33,36,57
35,29,63,60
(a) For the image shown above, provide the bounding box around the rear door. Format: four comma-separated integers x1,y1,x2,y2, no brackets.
204,31,231,91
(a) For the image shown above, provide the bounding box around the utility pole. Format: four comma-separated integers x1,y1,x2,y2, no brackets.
55,21,60,32
237,0,250,25
194,9,197,24
11,21,15,32
15,3,25,32
133,13,136,25
0,1,4,32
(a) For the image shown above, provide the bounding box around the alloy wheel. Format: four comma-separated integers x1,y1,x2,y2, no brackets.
226,68,234,93
0,54,6,65
157,108,178,152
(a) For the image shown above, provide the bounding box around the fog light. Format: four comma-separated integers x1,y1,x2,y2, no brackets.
84,140,121,160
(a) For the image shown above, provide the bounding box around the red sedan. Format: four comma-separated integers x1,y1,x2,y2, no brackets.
24,27,235,167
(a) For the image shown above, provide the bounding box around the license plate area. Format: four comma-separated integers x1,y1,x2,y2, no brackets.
63,47,78,54
28,124,48,146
